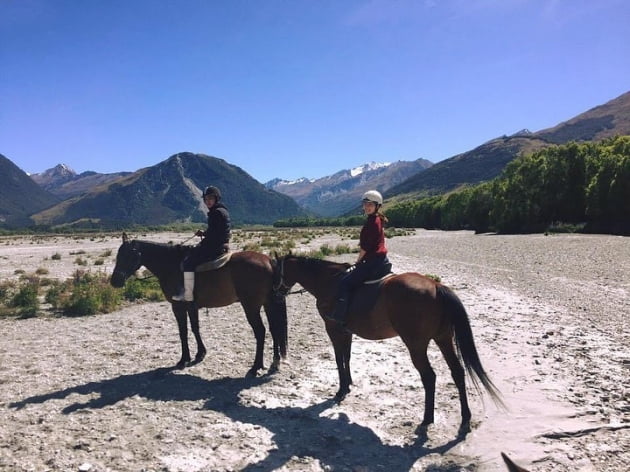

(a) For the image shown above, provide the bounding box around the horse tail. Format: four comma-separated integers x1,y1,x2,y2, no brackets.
437,285,505,408
266,289,288,359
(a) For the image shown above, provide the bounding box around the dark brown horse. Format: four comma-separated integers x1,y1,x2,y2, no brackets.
274,254,503,433
110,234,287,376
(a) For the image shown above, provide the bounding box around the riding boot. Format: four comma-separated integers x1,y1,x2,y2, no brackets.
172,272,195,302
326,297,349,324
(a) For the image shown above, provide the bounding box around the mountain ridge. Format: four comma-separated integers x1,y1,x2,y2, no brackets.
387,90,630,200
31,164,132,200
29,153,306,227
266,158,433,216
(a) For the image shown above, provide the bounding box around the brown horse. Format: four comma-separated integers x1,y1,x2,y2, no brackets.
274,254,503,433
110,233,287,376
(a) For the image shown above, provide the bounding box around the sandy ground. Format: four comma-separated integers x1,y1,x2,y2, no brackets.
0,230,628,472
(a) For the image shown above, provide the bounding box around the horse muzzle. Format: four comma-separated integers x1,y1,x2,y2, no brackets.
110,270,128,288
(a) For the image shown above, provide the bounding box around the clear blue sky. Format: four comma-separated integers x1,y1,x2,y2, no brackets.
2,0,629,183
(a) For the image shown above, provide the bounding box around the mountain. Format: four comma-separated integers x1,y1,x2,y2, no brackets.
387,90,630,201
30,153,307,227
266,159,433,217
0,154,60,226
31,164,132,200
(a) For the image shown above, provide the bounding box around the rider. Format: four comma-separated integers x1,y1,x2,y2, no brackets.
172,185,231,302
326,190,390,324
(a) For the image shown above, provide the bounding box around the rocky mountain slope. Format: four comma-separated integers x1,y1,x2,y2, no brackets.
0,154,60,227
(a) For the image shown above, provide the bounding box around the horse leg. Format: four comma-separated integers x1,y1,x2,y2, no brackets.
402,337,436,427
264,294,288,374
325,323,353,401
171,304,191,369
243,305,266,377
187,304,207,364
435,335,472,434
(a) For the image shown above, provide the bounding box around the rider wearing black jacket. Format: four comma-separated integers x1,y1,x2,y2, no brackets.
172,186,231,302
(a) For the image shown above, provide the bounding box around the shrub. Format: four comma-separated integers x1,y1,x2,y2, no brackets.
424,274,442,282
0,280,15,303
63,286,101,316
9,283,40,318
45,281,66,310
50,270,123,316
122,275,163,302
320,244,333,256
333,243,353,255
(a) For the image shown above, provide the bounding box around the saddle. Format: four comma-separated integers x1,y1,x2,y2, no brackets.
190,252,232,272
347,271,394,315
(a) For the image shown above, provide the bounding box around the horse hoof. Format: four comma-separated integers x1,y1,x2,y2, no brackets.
175,361,187,370
334,391,349,403
268,361,280,375
194,351,207,364
246,367,261,378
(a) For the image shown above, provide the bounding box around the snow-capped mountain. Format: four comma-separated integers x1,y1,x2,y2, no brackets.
266,159,432,217
350,161,391,177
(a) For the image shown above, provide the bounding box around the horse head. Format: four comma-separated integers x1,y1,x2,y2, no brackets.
110,233,142,288
272,252,295,296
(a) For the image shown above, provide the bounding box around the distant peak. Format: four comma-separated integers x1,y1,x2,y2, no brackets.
267,177,313,187
350,161,391,177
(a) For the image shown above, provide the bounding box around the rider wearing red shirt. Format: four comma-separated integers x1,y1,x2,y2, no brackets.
327,190,390,324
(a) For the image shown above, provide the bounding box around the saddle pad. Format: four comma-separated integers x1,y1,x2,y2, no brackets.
195,252,232,272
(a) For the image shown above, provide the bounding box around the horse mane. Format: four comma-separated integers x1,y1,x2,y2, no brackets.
133,239,190,260
288,254,350,276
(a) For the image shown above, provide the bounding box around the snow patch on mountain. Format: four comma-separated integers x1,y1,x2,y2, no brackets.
350,161,391,177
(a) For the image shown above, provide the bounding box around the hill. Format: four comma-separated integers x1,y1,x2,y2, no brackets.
0,154,60,226
31,164,132,200
387,90,630,201
267,159,432,217
30,153,306,227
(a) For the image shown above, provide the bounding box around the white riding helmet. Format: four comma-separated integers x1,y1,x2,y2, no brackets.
362,190,383,205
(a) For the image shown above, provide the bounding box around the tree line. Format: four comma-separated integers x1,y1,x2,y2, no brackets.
385,136,630,234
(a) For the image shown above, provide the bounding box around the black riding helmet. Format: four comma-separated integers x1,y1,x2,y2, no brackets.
203,186,221,201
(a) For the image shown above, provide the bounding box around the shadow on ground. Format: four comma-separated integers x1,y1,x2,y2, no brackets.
9,368,468,471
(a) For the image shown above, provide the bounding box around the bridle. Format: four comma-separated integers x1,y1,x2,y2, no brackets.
112,242,143,282
273,255,306,296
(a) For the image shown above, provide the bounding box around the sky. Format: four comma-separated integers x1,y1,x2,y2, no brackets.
1,0,629,183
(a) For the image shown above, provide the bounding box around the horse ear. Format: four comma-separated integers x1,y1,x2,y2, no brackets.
122,232,128,243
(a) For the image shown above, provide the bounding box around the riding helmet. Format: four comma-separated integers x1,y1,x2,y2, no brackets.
203,186,222,201
362,190,383,205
